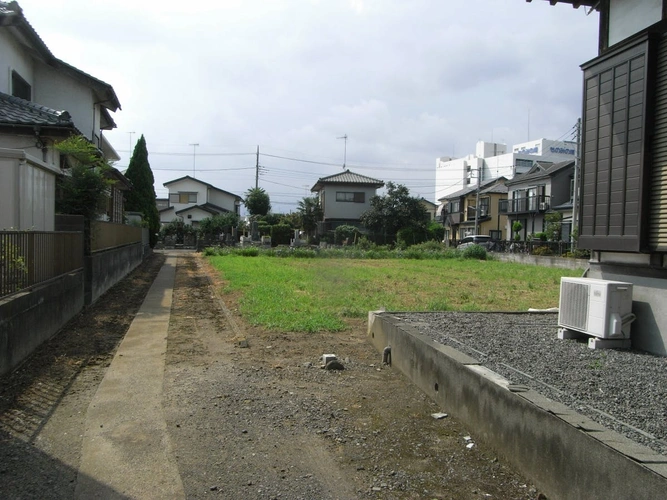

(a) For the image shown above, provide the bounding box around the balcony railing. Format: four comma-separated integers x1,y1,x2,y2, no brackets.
499,196,550,214
466,206,490,219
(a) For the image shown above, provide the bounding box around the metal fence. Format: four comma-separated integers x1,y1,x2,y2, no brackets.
0,231,84,299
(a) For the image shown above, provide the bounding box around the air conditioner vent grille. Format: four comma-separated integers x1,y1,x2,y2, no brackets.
559,281,590,331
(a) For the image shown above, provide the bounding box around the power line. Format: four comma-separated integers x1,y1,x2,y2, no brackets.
150,167,255,172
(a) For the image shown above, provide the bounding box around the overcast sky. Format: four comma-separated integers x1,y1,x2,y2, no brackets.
19,0,599,210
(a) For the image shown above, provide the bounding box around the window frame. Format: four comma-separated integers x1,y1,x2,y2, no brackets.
335,191,365,203
11,70,31,101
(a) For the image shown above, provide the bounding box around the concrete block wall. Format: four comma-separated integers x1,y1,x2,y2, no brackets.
0,271,84,376
368,312,667,500
85,243,143,305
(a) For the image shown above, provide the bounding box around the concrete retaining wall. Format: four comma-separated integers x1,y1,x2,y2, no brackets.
0,271,84,376
368,312,667,500
85,243,144,305
493,253,588,271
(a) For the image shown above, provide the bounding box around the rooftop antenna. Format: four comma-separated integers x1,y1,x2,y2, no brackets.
337,134,348,170
189,143,199,177
128,131,135,158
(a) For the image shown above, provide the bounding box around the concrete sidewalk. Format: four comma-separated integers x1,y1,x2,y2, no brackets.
75,254,184,499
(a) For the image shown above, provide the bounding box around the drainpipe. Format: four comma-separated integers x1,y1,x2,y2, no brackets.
571,118,581,251
474,166,481,235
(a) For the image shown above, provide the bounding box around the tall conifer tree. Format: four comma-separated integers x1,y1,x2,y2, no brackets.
124,135,160,247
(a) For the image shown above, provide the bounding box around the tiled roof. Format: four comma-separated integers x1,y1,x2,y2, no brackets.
438,177,501,201
311,169,384,191
163,175,243,200
0,2,121,111
526,0,599,9
506,160,574,187
0,91,74,127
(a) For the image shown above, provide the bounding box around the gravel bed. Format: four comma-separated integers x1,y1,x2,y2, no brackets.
393,311,667,456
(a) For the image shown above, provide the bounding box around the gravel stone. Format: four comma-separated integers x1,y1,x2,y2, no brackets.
395,311,667,456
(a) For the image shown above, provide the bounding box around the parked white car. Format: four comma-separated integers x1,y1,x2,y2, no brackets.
457,235,494,250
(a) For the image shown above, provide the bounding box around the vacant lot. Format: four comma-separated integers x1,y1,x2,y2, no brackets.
208,255,583,332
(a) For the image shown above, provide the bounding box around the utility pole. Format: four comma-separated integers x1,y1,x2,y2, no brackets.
474,164,481,235
255,145,260,189
337,134,348,169
571,118,581,251
189,143,199,177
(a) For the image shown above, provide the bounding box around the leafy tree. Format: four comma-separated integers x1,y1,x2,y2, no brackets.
296,196,323,241
198,212,239,241
244,187,271,216
124,135,160,247
271,223,293,246
334,225,360,245
544,211,563,241
159,219,195,244
55,135,113,221
360,182,428,244
258,213,284,225
512,221,523,241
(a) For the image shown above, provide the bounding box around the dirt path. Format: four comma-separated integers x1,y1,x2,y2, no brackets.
0,251,542,499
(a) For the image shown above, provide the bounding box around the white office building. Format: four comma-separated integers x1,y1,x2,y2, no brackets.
435,138,577,212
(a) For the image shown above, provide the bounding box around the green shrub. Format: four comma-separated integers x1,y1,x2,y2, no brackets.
239,247,259,257
291,248,317,258
532,245,553,256
257,222,272,236
427,221,445,242
461,244,487,260
564,249,590,259
411,240,446,252
334,225,360,245
396,226,428,247
356,236,376,250
271,224,293,246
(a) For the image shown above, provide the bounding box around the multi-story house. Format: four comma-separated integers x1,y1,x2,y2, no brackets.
528,0,667,354
439,177,508,242
501,160,575,241
0,1,121,230
310,169,385,233
419,198,438,222
159,176,242,227
435,138,578,211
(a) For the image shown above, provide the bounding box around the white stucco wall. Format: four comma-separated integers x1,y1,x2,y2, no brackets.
320,184,378,220
159,207,178,225
165,178,208,213
0,149,58,231
178,207,213,226
609,0,662,47
0,30,34,96
0,134,59,167
33,64,96,140
208,188,239,212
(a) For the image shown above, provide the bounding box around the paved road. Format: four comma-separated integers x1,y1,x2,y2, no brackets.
75,254,184,499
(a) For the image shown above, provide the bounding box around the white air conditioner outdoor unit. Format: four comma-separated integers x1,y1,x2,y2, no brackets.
539,202,548,210
558,278,634,339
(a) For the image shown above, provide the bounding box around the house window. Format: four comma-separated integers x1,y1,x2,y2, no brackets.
479,197,490,217
11,70,31,100
169,192,197,204
515,158,533,169
336,191,365,203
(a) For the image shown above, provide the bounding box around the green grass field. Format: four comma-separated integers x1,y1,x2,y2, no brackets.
207,255,582,332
